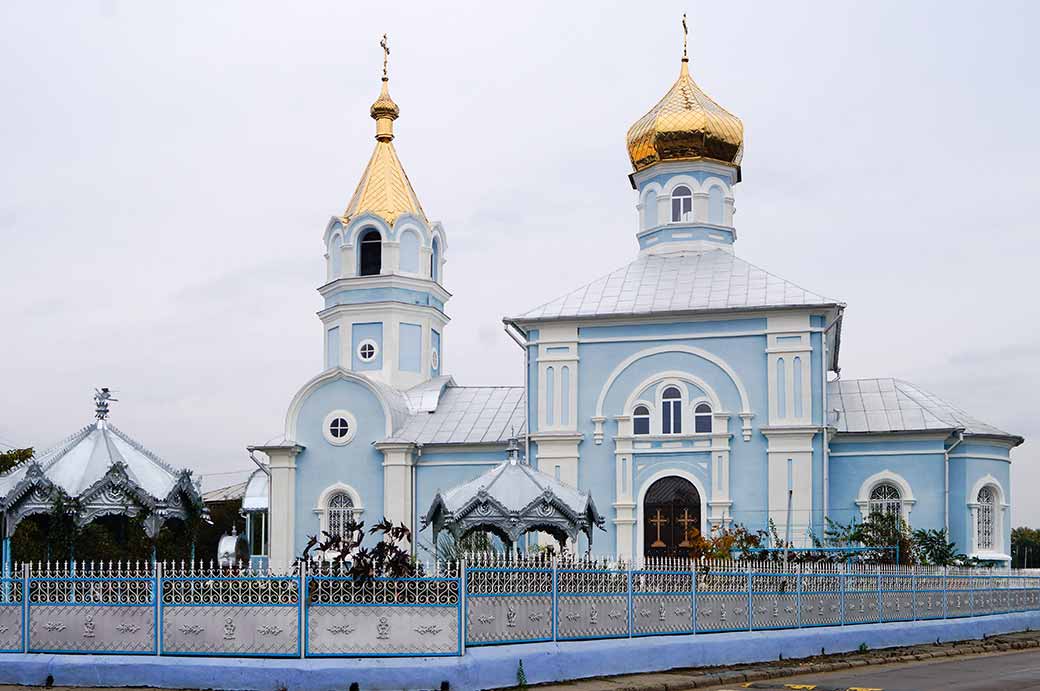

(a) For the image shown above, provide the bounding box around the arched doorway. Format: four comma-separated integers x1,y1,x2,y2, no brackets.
643,476,701,559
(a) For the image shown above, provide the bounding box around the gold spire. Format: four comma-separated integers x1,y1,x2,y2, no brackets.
343,34,427,226
625,16,744,175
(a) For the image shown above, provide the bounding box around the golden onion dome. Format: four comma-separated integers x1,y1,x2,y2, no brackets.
626,57,744,175
370,77,400,140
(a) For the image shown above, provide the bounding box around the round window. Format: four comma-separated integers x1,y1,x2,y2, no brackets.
323,410,357,445
357,339,378,363
431,348,440,370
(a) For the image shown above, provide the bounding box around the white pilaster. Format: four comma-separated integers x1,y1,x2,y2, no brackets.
259,444,302,571
376,442,416,548
761,428,816,548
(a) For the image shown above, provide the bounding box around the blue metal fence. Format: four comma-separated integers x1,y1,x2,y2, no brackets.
0,560,1037,657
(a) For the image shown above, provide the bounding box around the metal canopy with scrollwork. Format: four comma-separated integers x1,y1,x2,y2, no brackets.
421,438,605,550
0,389,204,541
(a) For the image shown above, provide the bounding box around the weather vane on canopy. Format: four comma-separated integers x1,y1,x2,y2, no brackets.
94,387,118,421
380,33,390,79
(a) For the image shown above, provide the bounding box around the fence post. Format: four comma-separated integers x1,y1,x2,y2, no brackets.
746,565,753,632
154,561,162,656
551,556,558,643
626,564,633,639
299,559,307,659
460,557,467,656
691,561,697,634
22,562,29,653
796,564,802,628
839,562,846,626
876,565,883,623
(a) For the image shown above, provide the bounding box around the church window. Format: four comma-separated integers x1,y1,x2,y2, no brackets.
327,492,355,538
431,237,441,281
661,386,682,434
399,229,420,273
357,339,378,362
430,347,439,370
359,229,382,276
694,403,713,433
869,483,902,517
322,410,357,446
671,185,693,222
633,405,651,435
977,486,996,551
329,417,351,440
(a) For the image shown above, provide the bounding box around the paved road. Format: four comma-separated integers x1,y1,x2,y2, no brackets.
707,648,1040,691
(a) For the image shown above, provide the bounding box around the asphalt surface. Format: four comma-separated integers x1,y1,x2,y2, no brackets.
706,647,1040,690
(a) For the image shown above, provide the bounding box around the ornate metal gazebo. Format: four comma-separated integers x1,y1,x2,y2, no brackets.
0,389,204,567
422,438,605,552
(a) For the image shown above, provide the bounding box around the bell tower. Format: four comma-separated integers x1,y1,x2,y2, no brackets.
318,35,450,390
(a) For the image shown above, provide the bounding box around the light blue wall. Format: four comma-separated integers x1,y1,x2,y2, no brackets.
351,322,383,371
292,377,388,553
399,322,421,373
949,439,1012,557
325,287,445,312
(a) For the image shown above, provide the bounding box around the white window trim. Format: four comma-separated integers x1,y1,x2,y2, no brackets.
631,399,654,436
313,483,365,558
356,338,379,363
657,381,686,435
968,475,1008,558
855,470,916,522
430,346,440,371
322,409,358,446
690,396,714,434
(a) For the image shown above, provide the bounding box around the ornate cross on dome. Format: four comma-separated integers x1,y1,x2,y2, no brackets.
380,33,390,79
94,387,118,421
681,13,688,61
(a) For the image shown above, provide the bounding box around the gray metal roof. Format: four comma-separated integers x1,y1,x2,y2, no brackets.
242,468,269,512
829,378,1016,438
392,385,526,445
510,249,840,322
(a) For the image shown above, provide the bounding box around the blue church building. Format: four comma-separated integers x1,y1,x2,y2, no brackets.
252,44,1022,569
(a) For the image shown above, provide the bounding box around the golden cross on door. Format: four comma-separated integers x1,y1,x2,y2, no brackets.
676,509,696,547
380,33,390,79
650,509,668,548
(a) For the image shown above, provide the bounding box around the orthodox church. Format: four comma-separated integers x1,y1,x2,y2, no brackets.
252,39,1022,569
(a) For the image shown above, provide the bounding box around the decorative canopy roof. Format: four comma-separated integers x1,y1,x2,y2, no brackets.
829,378,1022,443
422,439,605,547
342,36,427,226
0,390,203,538
626,27,743,175
509,249,840,324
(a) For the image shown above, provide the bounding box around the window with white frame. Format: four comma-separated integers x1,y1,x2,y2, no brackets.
671,186,693,222
326,492,355,537
694,403,712,433
661,386,682,434
977,486,996,551
357,339,378,362
633,405,651,435
869,483,902,517
322,410,357,446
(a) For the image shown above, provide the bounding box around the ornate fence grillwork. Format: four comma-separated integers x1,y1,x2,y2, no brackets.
0,559,1036,657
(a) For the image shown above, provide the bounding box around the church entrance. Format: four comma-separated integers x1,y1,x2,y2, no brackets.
643,476,702,559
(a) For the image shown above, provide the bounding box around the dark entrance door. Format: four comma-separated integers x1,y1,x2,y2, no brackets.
643,476,701,559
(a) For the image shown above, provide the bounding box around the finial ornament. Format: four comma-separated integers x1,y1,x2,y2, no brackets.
94,387,118,421
380,33,390,80
682,13,688,61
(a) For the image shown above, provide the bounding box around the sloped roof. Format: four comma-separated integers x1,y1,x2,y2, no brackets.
510,249,839,323
343,139,427,226
202,480,247,503
392,385,526,445
437,458,590,516
829,378,1017,439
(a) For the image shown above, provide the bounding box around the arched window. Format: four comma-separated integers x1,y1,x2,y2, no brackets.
399,229,420,274
329,233,342,277
977,486,996,551
430,237,441,282
708,185,725,224
661,386,682,435
359,230,382,276
633,405,651,435
327,492,355,538
869,483,902,517
694,403,712,433
671,185,693,222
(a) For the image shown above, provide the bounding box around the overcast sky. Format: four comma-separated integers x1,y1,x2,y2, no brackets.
2,1,1037,525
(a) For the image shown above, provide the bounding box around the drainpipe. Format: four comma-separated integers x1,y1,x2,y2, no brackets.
503,321,530,467
944,430,965,534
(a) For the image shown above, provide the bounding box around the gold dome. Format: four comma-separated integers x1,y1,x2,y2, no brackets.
342,68,427,226
626,58,744,175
